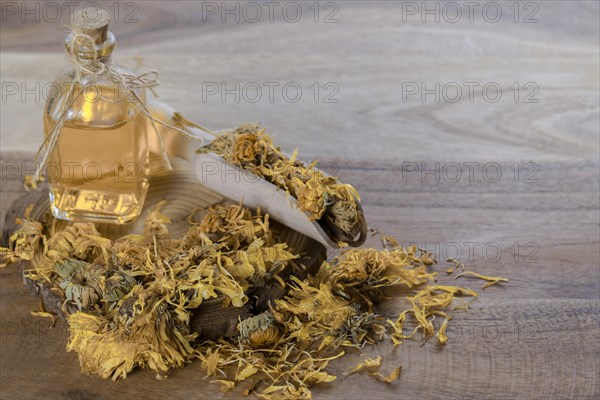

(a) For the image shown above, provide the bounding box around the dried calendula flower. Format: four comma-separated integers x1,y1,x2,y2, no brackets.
238,311,280,346
103,272,137,303
45,222,110,264
273,276,355,343
201,124,363,243
57,259,104,311
317,247,438,312
0,207,43,265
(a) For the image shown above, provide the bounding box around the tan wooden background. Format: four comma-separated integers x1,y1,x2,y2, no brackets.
1,1,599,399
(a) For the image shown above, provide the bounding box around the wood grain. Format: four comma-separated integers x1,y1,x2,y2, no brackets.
1,1,599,399
1,2,598,162
1,156,598,399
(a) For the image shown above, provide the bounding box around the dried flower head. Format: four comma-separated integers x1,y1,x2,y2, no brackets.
238,311,280,346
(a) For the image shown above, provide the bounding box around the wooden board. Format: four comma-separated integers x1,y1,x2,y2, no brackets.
1,1,599,399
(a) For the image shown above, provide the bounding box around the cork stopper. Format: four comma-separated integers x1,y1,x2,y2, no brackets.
71,9,110,44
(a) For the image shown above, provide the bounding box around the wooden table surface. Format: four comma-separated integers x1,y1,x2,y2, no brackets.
1,1,598,399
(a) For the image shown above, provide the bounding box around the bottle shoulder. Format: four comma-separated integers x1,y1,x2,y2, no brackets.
45,64,145,129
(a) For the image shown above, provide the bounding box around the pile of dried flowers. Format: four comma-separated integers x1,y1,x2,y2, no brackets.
1,125,508,399
1,202,507,399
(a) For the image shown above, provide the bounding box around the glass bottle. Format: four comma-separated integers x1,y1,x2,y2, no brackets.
44,10,149,224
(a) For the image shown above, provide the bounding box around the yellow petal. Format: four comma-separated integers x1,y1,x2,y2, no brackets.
455,271,509,289
344,356,382,376
369,366,401,383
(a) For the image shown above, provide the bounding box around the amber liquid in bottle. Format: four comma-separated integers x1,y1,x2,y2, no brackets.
44,22,149,224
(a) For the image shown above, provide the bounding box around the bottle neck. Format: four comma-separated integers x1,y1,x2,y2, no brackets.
65,31,116,66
